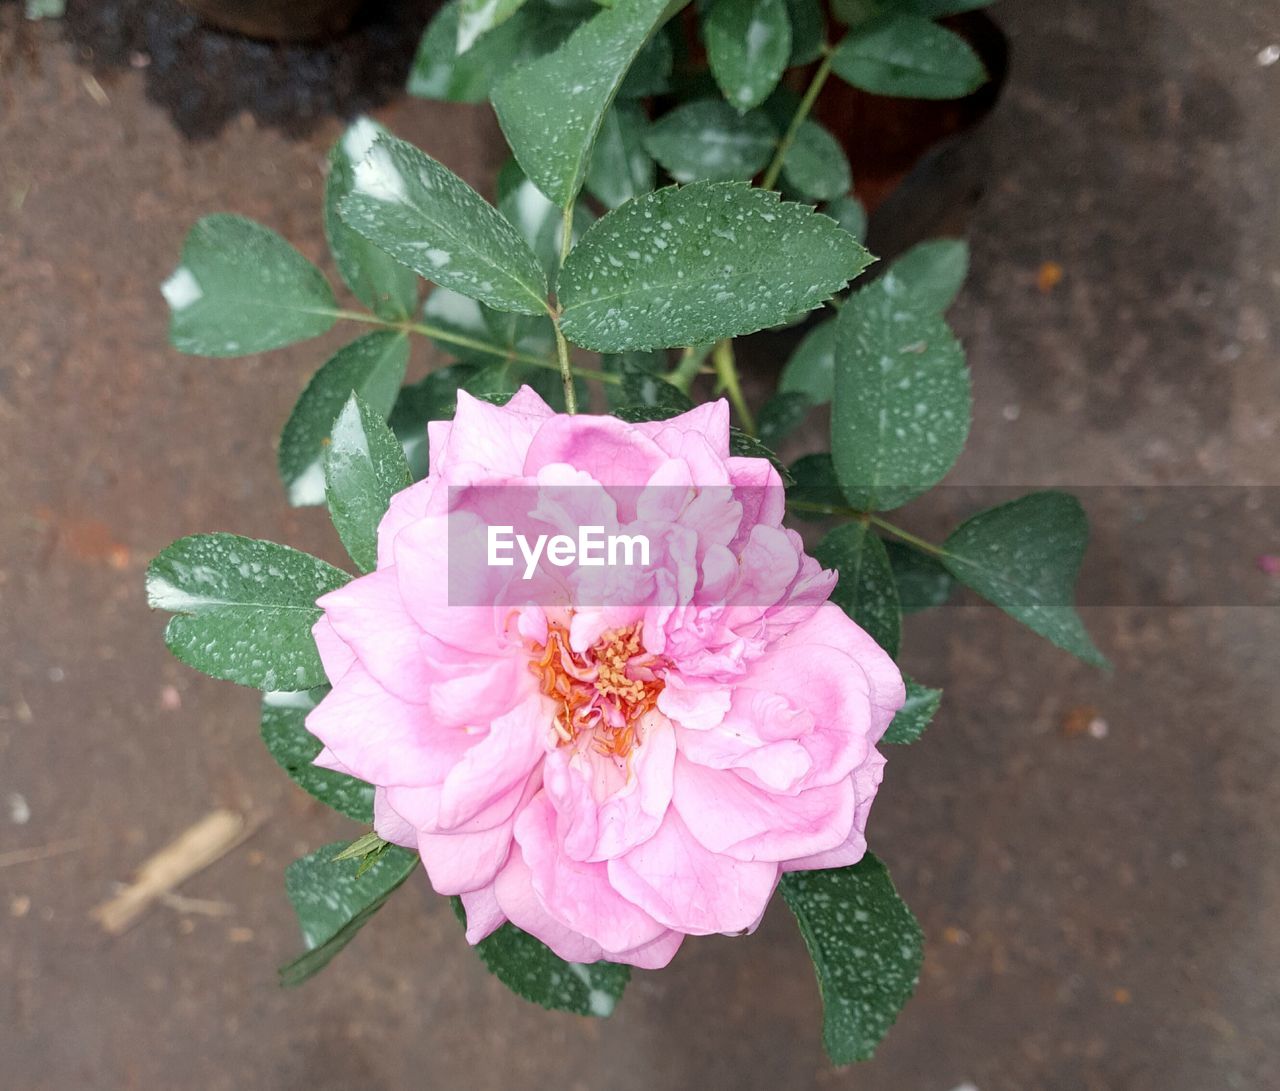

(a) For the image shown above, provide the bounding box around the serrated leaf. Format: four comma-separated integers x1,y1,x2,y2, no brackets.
408,1,574,103
940,491,1108,667
814,521,901,657
757,390,812,446
458,0,529,53
644,99,777,183
786,0,824,65
832,279,971,510
729,427,793,483
559,181,872,351
786,451,846,519
163,214,335,357
885,539,954,612
497,159,596,281
705,0,792,112
491,0,677,209
279,843,418,987
147,535,349,690
325,394,414,574
782,120,852,202
586,102,656,209
781,854,923,1065
880,238,968,314
454,899,630,1015
278,332,409,508
325,119,420,320
260,689,374,822
832,13,987,100
824,194,867,243
338,135,548,315
882,677,940,744
390,366,473,479
779,316,837,403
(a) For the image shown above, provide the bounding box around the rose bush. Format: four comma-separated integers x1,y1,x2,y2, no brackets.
306,388,903,966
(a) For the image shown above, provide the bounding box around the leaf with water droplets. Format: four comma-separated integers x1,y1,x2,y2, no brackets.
279,843,418,987
786,451,845,519
453,899,630,1016
457,0,529,53
407,1,574,103
882,677,941,744
422,283,556,367
781,854,924,1065
325,394,413,574
644,99,777,183
147,534,349,691
491,0,678,209
782,119,852,202
586,102,656,210
815,521,901,657
832,13,987,100
325,119,420,320
824,194,867,243
880,238,969,315
163,215,335,357
832,278,971,510
260,689,374,822
559,181,872,351
497,159,596,281
940,491,1109,667
757,390,812,446
705,0,792,112
779,316,837,403
885,540,954,612
338,135,548,315
278,332,410,508
617,26,674,98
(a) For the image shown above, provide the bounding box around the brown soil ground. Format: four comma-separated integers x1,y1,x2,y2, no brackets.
1,1,1277,1088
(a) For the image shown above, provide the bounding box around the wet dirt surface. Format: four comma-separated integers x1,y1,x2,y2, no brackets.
2,2,1278,1089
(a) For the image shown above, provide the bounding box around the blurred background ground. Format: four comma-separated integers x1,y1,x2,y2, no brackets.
1,1,1278,1088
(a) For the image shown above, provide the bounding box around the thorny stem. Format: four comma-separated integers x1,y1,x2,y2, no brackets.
551,316,579,414
711,338,755,435
760,48,835,193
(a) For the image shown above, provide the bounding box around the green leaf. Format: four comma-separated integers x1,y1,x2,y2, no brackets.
491,0,677,209
586,102,656,210
831,279,971,510
147,534,349,690
277,331,410,507
786,451,845,519
618,26,674,97
457,0,529,52
786,0,824,65
325,394,414,574
325,119,420,320
559,181,872,351
757,390,812,446
814,522,901,657
338,135,548,315
881,238,968,314
781,854,924,1065
497,159,596,281
782,120,853,203
421,285,556,366
704,0,792,112
779,316,837,403
260,689,375,822
824,195,867,243
407,1,574,103
644,99,777,183
279,843,418,987
904,0,996,15
832,13,987,100
729,427,793,483
619,358,693,411
940,491,1109,667
454,899,631,1015
390,366,472,479
885,539,954,612
882,677,941,744
163,214,335,357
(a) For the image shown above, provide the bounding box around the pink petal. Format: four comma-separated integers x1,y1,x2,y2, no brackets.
493,851,606,964
312,616,355,684
459,885,506,944
438,698,550,829
373,788,418,847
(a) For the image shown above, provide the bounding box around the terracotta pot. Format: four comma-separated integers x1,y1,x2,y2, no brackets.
178,0,367,42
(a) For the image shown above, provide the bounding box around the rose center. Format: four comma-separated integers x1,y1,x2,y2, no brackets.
528,621,664,759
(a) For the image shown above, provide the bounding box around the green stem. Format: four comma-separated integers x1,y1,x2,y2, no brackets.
560,200,576,267
760,48,834,192
666,345,709,394
711,338,755,435
869,515,947,558
551,316,579,413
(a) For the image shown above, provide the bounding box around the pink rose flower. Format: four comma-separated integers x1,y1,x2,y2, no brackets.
306,388,905,968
